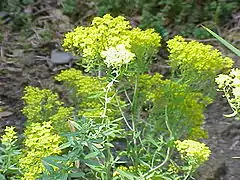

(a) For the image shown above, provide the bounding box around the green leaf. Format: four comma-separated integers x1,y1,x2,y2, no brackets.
116,169,138,179
42,156,66,170
105,142,114,148
59,142,71,149
84,159,103,171
84,152,100,159
69,172,86,178
0,174,6,180
42,159,54,173
202,25,240,56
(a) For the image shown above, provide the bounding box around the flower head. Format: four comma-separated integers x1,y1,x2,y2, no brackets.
1,126,17,145
63,14,161,71
101,44,135,68
175,140,211,169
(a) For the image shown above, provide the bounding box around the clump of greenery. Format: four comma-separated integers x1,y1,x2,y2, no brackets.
0,0,34,28
167,35,233,97
95,0,240,39
138,73,212,139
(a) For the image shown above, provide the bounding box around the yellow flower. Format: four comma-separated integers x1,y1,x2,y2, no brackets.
1,126,17,145
63,14,161,71
19,121,62,180
175,140,211,169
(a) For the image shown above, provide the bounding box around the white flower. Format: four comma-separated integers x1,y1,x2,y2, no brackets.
233,87,240,98
215,74,231,88
232,78,240,87
101,44,135,68
230,68,240,78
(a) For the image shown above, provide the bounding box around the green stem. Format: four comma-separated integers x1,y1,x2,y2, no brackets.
184,165,193,180
102,71,120,179
130,71,141,167
102,72,119,118
143,147,171,178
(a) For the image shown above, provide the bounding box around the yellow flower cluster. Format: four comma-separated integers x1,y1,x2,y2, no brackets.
22,86,73,133
175,140,211,169
167,36,233,74
55,68,125,121
19,121,62,180
129,27,160,60
22,86,62,122
63,14,161,71
216,68,240,116
167,36,233,95
1,126,17,145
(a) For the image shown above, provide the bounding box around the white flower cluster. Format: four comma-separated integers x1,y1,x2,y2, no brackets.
101,44,135,68
216,68,240,117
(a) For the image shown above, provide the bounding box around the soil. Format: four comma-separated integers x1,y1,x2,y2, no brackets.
0,1,240,180
198,96,240,180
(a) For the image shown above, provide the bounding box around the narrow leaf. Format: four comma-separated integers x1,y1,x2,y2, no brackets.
117,169,137,179
84,152,99,159
202,25,240,56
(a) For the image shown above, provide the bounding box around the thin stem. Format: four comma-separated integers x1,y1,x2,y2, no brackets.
165,106,173,137
115,96,133,131
130,71,140,167
102,72,119,118
98,65,102,77
124,89,132,105
183,165,193,180
143,147,171,177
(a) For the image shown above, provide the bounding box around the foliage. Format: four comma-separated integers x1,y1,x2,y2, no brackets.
138,73,212,139
55,68,125,122
3,13,230,179
95,0,240,39
60,0,77,15
41,117,123,179
19,121,62,180
63,14,161,72
0,0,33,29
0,127,21,179
22,86,73,134
167,35,233,97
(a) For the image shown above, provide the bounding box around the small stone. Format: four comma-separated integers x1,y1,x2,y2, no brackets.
50,50,76,65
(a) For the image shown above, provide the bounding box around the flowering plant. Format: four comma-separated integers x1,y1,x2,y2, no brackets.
4,14,236,180
63,14,161,72
167,35,233,96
